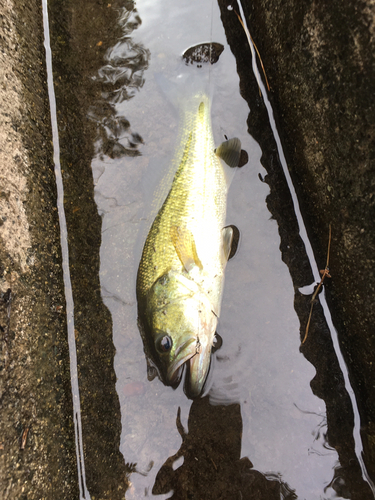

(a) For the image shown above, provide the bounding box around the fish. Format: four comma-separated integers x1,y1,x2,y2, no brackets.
136,89,241,398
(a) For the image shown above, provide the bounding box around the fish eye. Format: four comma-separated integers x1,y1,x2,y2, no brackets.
156,335,173,353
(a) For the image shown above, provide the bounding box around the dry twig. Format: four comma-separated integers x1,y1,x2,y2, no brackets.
20,425,30,450
234,10,270,95
302,225,332,344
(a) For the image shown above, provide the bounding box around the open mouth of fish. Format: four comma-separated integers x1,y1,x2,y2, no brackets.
167,338,197,384
167,336,213,398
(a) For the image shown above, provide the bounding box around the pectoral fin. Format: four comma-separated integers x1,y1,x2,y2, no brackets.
222,225,240,262
215,137,242,168
222,226,234,263
171,226,203,273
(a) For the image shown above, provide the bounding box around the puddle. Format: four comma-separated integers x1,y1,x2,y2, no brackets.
45,0,375,498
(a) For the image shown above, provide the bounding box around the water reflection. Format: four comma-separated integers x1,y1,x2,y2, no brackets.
153,397,297,499
89,2,149,159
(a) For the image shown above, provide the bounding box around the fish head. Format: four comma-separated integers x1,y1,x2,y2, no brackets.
144,270,218,396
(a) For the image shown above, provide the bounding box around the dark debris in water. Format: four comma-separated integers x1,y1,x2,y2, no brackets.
182,42,224,66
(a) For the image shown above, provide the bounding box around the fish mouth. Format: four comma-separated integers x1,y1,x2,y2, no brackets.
167,338,197,385
185,335,212,398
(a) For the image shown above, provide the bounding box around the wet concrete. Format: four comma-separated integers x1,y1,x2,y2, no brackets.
0,0,78,497
1,0,130,497
222,0,375,483
47,0,132,497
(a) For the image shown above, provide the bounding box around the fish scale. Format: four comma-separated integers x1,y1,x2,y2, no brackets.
138,98,226,305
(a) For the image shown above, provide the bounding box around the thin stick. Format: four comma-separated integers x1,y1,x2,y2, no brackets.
302,225,332,344
20,425,30,450
235,11,270,94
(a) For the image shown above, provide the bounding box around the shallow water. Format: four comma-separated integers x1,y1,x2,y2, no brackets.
46,0,374,498
90,1,349,498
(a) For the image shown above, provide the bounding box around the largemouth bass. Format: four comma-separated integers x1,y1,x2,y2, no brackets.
137,91,241,397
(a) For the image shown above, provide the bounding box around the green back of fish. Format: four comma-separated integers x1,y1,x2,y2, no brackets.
137,97,227,302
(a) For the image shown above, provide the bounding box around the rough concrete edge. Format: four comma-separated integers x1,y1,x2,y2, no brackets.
0,0,78,497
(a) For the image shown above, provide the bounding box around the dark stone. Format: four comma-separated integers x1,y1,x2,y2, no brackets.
183,42,225,65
